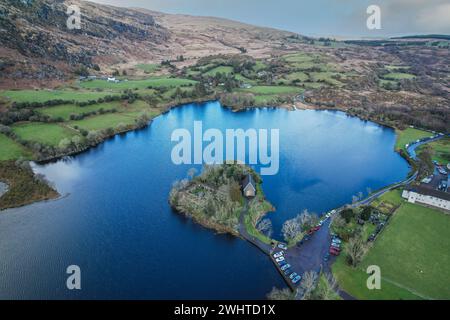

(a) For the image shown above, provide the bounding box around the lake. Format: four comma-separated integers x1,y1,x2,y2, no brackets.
0,101,409,299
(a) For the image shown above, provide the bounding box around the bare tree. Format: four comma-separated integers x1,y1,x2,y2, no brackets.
282,217,302,242
300,271,318,300
267,287,294,300
298,209,312,230
345,235,367,267
318,273,338,300
257,218,273,238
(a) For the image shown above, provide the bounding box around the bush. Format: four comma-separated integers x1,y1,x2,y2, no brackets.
340,208,355,223
360,206,372,221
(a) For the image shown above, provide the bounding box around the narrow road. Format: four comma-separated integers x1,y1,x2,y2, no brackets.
237,200,272,255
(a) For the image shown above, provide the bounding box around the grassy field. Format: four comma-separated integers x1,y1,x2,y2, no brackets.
68,113,140,131
333,201,450,299
0,134,31,160
385,65,410,71
135,63,160,73
0,90,116,104
418,137,450,165
283,72,309,82
241,85,301,95
384,72,416,80
310,71,343,86
395,128,433,152
252,61,267,72
283,52,318,63
332,254,422,300
371,189,403,209
79,77,196,90
363,203,450,299
39,101,123,120
12,123,78,146
204,66,234,76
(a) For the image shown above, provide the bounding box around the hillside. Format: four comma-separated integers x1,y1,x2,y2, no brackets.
0,0,301,87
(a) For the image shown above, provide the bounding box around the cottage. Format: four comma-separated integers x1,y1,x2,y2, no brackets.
402,185,450,211
242,174,256,198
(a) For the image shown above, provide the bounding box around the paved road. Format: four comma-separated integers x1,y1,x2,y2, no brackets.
237,201,272,255
406,134,445,161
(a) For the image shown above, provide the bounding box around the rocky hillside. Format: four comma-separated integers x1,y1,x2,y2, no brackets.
0,0,300,87
0,0,171,84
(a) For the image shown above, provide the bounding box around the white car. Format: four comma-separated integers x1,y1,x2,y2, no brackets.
273,251,284,258
277,243,288,250
275,256,285,263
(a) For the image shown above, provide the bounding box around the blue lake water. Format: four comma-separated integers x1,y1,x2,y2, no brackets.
0,101,410,299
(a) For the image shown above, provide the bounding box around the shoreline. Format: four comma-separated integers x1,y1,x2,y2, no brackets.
1,98,419,211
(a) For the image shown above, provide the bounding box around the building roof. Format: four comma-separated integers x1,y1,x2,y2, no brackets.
405,185,450,201
242,174,256,191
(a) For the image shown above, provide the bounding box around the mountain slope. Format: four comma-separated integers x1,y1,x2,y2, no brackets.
0,0,301,87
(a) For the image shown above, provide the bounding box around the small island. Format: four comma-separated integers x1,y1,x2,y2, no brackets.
169,163,275,244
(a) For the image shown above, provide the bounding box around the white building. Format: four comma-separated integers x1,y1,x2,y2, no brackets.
402,186,450,211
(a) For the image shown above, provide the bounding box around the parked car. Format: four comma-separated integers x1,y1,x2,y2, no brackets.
276,256,285,263
330,248,340,256
331,241,341,248
278,260,287,266
281,264,291,271
312,226,320,231
277,243,288,250
330,245,340,252
283,268,292,276
292,275,302,284
332,238,342,244
289,272,298,280
273,251,283,258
